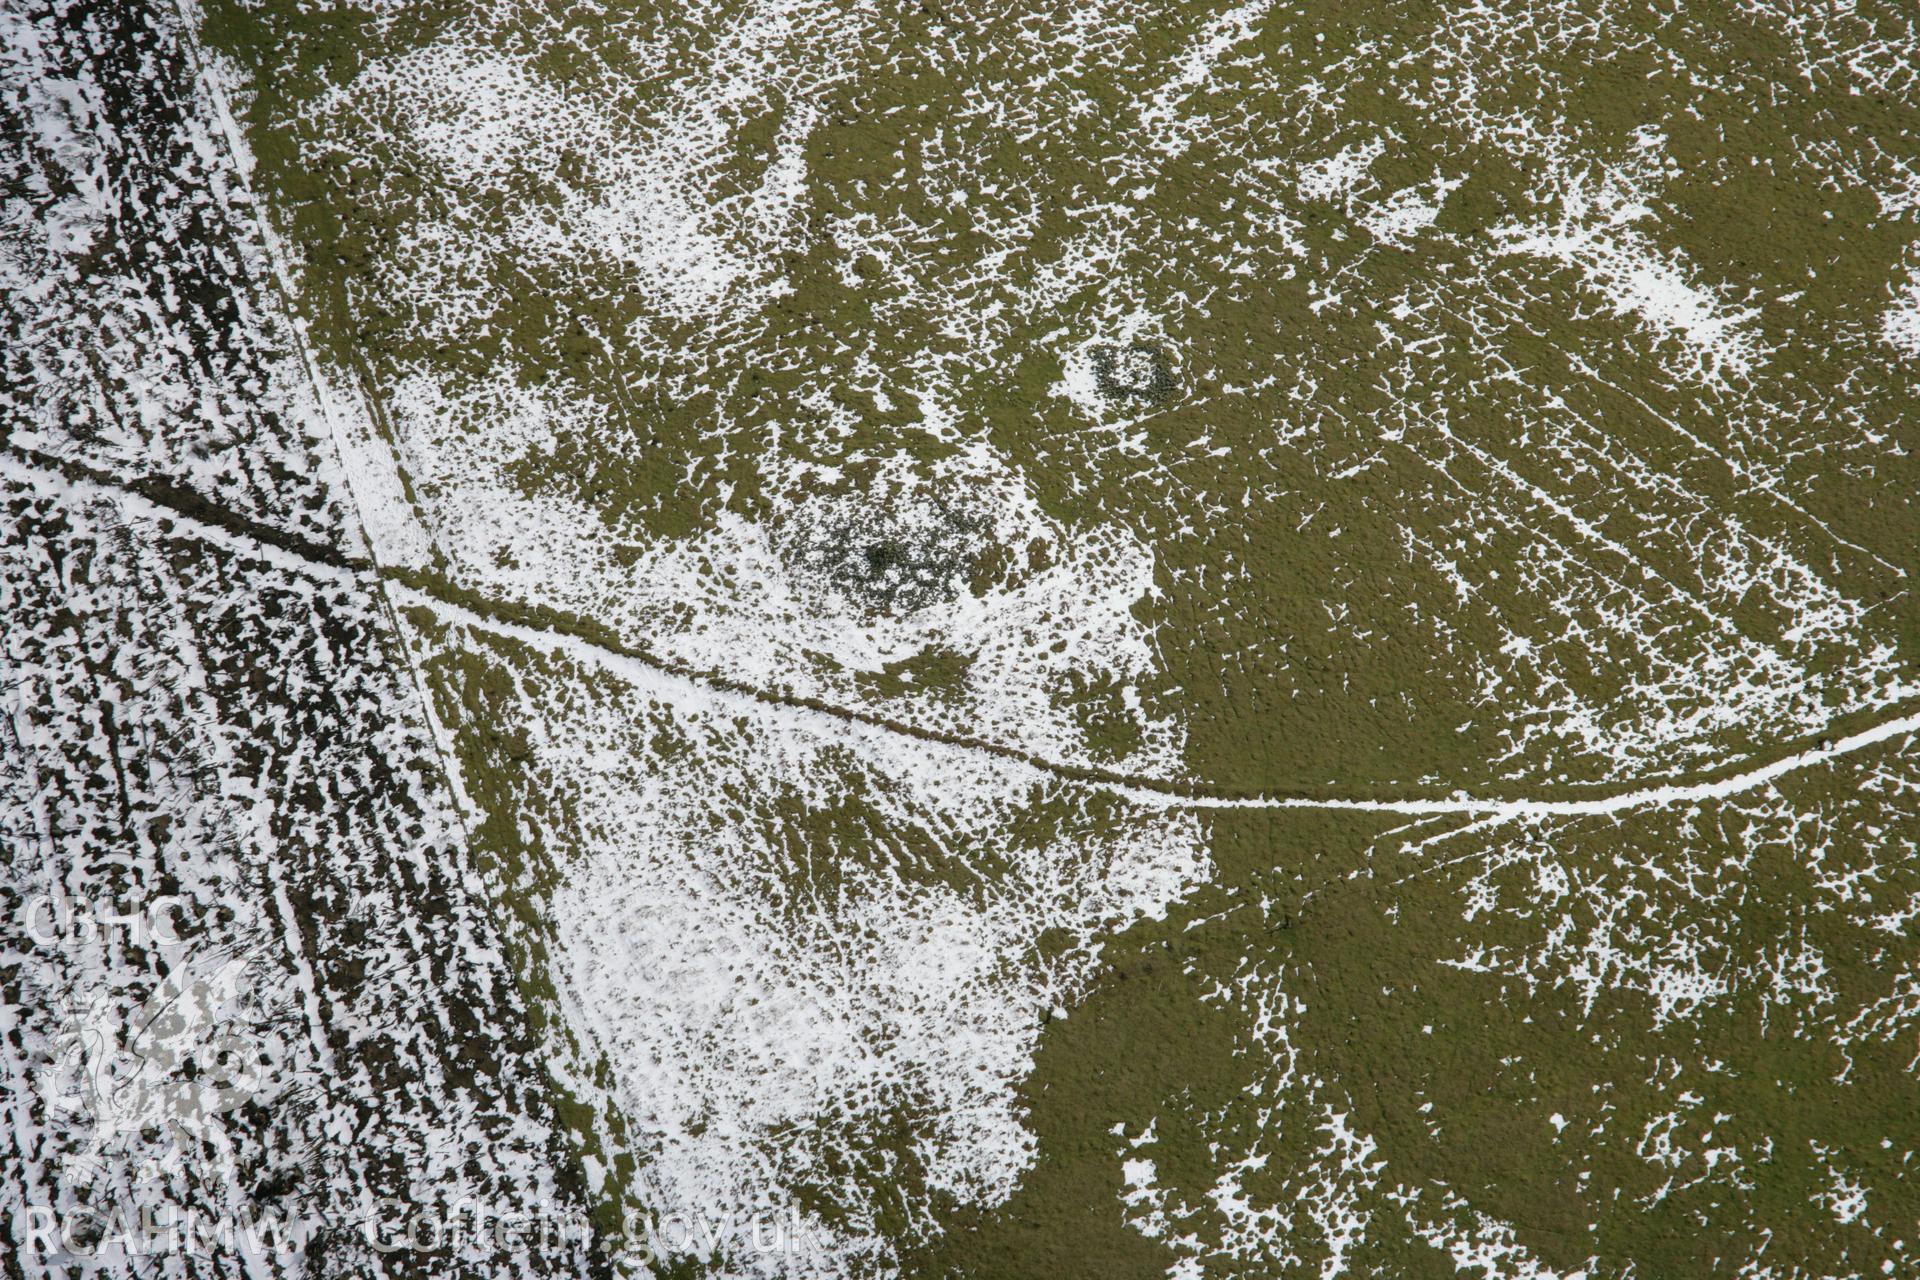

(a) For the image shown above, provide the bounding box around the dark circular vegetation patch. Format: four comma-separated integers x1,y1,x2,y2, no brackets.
1091,341,1178,405
780,498,985,617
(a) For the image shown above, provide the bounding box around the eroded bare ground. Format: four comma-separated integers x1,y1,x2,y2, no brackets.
4,0,1920,1277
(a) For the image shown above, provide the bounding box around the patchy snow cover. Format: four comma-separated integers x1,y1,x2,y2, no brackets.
395,580,1214,1270
10,0,1920,1276
1883,267,1920,358
1,5,586,1277
1492,135,1767,387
